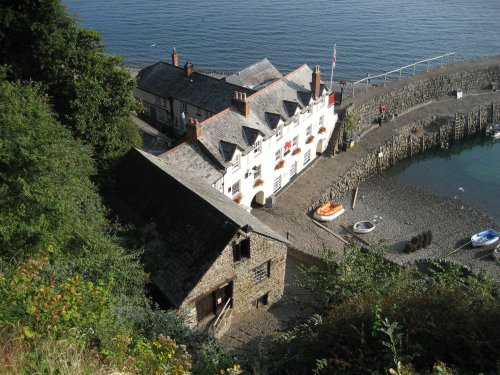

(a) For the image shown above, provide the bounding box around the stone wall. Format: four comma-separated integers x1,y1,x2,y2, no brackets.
308,100,500,212
179,232,287,329
349,64,500,134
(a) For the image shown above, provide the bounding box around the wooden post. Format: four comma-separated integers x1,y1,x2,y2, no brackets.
492,102,495,123
409,135,413,157
479,107,482,130
391,135,395,165
422,134,425,152
352,187,359,209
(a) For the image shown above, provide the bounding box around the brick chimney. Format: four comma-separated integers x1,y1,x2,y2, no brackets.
186,117,202,141
171,47,178,66
311,65,321,99
231,91,250,117
184,60,194,77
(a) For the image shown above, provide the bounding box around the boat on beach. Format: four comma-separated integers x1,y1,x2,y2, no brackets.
471,229,499,247
313,202,344,221
353,220,376,234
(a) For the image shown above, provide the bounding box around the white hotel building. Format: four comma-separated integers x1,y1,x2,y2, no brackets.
157,63,338,209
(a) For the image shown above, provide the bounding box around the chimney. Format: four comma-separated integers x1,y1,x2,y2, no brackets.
186,117,202,141
184,60,194,77
231,91,250,117
171,47,178,66
311,65,321,99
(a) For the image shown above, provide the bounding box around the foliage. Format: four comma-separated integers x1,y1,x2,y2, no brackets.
264,244,500,374
0,0,141,171
343,112,358,139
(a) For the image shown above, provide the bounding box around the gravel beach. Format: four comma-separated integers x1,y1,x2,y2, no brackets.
253,173,500,280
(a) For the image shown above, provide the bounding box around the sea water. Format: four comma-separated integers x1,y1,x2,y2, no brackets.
63,0,500,221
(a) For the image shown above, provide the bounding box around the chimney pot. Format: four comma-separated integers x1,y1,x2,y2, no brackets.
186,116,201,141
184,60,194,77
171,47,178,66
311,65,321,100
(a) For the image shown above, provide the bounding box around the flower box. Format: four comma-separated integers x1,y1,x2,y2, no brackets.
233,194,243,204
292,147,301,155
253,178,264,187
318,126,326,134
274,160,285,170
305,135,315,144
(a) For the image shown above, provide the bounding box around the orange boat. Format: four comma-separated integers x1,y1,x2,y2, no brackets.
313,202,345,221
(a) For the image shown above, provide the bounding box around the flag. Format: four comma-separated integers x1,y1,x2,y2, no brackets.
332,44,337,68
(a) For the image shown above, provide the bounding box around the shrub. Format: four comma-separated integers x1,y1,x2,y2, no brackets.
292,147,301,155
318,126,326,134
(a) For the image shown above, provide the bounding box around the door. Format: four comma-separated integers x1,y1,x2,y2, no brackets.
215,282,233,315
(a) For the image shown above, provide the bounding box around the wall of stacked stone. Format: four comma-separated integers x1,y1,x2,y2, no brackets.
308,100,500,212
349,65,500,134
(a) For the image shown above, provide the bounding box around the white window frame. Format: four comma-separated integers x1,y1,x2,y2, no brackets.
231,180,240,197
319,115,324,127
274,149,282,162
304,150,311,164
181,102,188,113
232,153,241,172
254,139,262,154
253,164,261,179
292,136,298,147
252,261,270,283
306,125,312,137
276,125,283,140
273,176,281,193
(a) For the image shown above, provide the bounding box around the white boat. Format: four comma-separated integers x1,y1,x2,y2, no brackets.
353,220,376,234
486,123,500,138
471,229,499,247
313,202,345,221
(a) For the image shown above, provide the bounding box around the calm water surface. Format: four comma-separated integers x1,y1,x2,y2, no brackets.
63,0,500,221
385,136,500,223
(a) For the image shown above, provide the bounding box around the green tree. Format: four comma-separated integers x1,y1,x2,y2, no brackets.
0,0,141,170
264,245,500,374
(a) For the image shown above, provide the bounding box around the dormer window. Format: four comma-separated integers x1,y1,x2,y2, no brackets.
276,125,283,140
254,139,262,154
232,153,241,172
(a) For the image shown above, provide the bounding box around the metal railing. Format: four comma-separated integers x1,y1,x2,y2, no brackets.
212,297,232,337
352,52,457,96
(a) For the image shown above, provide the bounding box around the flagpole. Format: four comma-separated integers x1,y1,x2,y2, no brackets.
329,43,336,92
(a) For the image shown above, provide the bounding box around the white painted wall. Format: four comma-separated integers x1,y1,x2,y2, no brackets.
221,94,337,208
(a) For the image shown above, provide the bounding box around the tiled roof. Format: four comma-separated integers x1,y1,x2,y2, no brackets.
137,62,255,113
114,148,288,306
225,58,282,89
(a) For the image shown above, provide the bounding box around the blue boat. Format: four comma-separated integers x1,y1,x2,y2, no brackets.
471,229,499,247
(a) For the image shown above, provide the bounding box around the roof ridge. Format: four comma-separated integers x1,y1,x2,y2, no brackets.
247,64,309,100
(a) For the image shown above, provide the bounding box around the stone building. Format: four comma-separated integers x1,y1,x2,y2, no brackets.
115,148,288,335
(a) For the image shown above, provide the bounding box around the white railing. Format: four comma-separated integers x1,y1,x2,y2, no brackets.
352,52,457,96
212,297,232,337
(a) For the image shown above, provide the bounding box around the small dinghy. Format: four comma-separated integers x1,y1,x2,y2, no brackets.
486,123,500,138
471,229,499,247
353,220,376,234
313,202,344,221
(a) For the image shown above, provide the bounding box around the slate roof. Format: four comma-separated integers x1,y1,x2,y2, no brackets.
137,62,255,113
195,65,325,168
225,58,283,89
114,148,288,307
159,142,224,184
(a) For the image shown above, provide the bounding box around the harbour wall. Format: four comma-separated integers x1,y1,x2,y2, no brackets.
308,57,500,212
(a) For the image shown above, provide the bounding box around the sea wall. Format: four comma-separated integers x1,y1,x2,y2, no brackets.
308,101,500,212
349,60,500,134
